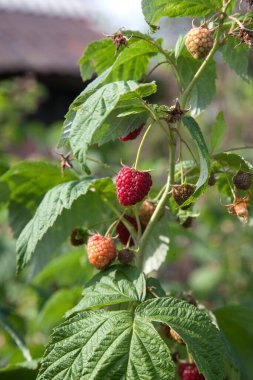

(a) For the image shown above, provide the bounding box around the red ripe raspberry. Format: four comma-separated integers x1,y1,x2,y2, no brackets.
116,215,138,246
119,124,144,142
185,26,214,60
87,234,116,269
116,166,152,206
178,363,205,380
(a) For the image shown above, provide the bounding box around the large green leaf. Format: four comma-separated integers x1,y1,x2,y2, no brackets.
178,51,217,115
182,116,211,205
143,216,170,274
80,38,159,83
69,81,156,164
37,309,174,380
141,0,221,26
79,39,115,81
221,36,250,81
16,177,115,273
136,297,225,380
214,305,253,379
1,162,76,237
210,111,226,152
68,265,146,315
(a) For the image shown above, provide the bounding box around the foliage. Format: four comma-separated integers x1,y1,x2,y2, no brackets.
1,0,253,379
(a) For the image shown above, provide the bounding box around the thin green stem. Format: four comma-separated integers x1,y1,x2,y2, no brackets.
137,130,176,270
133,205,142,242
86,156,117,174
131,34,181,85
134,123,153,170
102,197,137,245
142,61,169,82
221,145,253,152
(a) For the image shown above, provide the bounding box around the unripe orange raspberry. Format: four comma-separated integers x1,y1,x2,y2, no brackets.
87,234,116,269
139,200,156,226
185,26,214,60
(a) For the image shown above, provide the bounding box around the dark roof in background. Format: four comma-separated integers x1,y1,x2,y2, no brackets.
0,7,101,75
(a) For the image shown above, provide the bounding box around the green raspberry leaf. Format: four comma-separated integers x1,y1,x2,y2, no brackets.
214,152,253,173
141,0,222,26
68,265,146,315
214,305,253,379
182,116,211,205
80,37,160,83
136,297,226,380
210,111,226,152
178,51,217,115
1,162,77,238
16,178,116,273
221,36,250,81
69,81,156,165
37,309,175,380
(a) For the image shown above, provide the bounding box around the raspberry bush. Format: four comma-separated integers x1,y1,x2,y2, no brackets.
0,0,253,379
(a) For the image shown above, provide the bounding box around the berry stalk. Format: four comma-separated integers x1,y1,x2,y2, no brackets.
137,128,176,270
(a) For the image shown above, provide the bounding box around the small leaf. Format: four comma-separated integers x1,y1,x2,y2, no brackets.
214,152,253,173
136,297,226,380
79,39,115,81
16,178,116,273
182,116,211,205
143,216,170,274
145,277,166,300
68,265,146,315
37,309,175,380
221,36,250,81
141,0,221,26
178,51,217,115
210,111,226,152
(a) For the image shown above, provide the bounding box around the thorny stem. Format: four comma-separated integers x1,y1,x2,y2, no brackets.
134,122,153,170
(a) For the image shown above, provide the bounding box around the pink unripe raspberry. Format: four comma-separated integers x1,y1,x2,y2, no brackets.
87,234,116,269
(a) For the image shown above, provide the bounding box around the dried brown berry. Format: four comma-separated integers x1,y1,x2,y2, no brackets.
182,216,194,229
208,171,216,186
225,194,250,223
172,184,195,209
185,26,214,60
232,170,252,190
139,200,156,226
170,328,185,345
70,228,88,246
118,249,135,265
